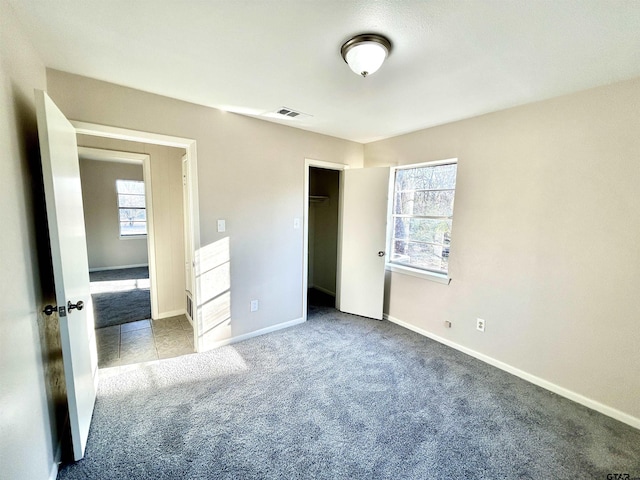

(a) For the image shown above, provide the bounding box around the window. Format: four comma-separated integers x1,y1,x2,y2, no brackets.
116,179,147,237
389,160,457,276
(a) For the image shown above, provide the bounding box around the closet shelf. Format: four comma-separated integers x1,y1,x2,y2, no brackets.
309,195,329,203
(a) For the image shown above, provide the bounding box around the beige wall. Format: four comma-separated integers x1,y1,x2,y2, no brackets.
309,168,340,295
77,135,186,318
47,70,364,343
365,78,640,422
146,143,186,317
79,158,148,269
0,1,64,478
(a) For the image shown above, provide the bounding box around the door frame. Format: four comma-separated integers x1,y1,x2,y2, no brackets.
303,158,349,321
76,146,162,319
181,153,194,323
73,121,202,351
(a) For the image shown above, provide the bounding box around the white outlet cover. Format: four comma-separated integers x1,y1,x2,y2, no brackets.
293,218,301,229
250,300,259,312
477,318,485,332
217,219,226,233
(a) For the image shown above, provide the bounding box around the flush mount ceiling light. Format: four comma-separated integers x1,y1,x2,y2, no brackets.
341,33,392,77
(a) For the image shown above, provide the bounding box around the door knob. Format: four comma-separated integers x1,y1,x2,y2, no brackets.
68,300,84,312
378,251,385,257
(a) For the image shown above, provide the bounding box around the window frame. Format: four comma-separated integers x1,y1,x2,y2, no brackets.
385,158,458,285
116,179,147,239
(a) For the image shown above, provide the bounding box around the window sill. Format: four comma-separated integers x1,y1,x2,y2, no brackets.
386,264,451,285
119,235,147,240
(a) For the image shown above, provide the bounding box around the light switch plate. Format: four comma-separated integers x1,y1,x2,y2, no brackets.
293,218,301,229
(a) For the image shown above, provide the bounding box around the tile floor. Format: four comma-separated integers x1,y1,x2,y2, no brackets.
95,314,194,370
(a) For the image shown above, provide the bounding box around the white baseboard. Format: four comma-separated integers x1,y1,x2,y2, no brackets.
384,313,640,431
155,308,186,320
211,317,305,349
48,461,58,480
89,263,148,272
311,285,336,297
48,426,64,480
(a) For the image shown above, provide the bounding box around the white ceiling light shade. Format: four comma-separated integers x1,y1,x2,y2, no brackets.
341,34,392,77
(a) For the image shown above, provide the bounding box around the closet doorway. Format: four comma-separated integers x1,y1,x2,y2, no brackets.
305,161,344,315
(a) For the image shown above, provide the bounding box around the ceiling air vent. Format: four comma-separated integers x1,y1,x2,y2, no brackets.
277,108,300,117
263,107,312,120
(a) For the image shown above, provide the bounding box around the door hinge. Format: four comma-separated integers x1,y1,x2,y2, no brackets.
43,304,66,317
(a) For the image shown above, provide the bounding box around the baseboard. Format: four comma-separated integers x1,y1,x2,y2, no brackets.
311,285,336,297
48,453,59,480
384,313,640,431
155,309,186,320
89,263,148,272
48,460,59,480
48,419,65,480
212,317,305,349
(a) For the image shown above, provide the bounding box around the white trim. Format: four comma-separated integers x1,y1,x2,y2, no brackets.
386,264,451,284
303,159,349,322
48,461,58,480
154,308,187,320
393,157,458,170
73,121,190,148
77,146,146,165
311,284,336,297
88,263,148,272
384,313,640,431
211,317,305,349
141,153,159,320
48,439,62,480
70,121,201,350
118,234,147,240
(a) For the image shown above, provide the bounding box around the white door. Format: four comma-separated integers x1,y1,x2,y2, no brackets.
35,90,98,461
338,167,390,320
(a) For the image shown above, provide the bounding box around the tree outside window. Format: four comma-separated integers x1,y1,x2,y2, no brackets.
389,162,457,275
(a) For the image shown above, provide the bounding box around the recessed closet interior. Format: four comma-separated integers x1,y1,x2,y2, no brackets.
307,167,340,308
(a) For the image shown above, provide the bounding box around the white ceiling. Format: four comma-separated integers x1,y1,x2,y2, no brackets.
9,0,640,143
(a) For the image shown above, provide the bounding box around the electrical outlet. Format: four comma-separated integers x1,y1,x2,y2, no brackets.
250,300,259,312
444,321,452,328
476,318,485,332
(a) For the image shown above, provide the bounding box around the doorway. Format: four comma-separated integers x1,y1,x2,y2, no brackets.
303,159,349,320
307,167,340,310
76,135,195,368
77,146,152,331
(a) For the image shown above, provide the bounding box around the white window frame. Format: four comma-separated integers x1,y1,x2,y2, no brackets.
116,179,147,239
386,158,458,285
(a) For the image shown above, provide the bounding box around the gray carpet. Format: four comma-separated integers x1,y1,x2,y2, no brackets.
90,267,151,329
58,307,640,479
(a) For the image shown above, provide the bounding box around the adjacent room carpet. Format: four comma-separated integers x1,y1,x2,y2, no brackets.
58,307,640,479
90,267,151,329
